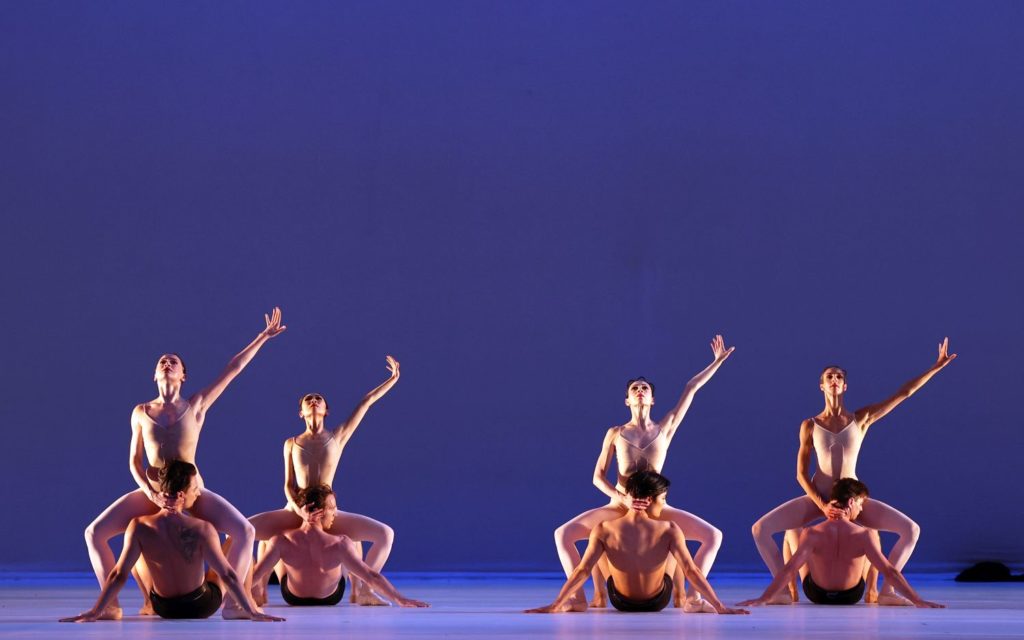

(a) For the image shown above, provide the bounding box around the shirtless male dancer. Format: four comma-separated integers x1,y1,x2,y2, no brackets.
249,355,400,606
84,307,286,618
62,461,283,623
751,338,956,605
554,335,735,612
253,484,428,608
530,471,746,615
740,479,943,608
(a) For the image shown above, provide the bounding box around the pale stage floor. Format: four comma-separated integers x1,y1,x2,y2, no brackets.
2,573,1022,639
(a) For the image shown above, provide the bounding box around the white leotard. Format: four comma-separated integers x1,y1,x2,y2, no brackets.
811,418,864,496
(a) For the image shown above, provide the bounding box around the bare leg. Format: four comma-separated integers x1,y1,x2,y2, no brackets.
553,505,624,611
856,499,920,606
751,496,821,604
655,505,722,613
864,530,881,603
327,510,394,606
84,489,159,618
132,556,156,615
248,508,302,605
591,556,613,608
189,489,256,618
783,529,802,602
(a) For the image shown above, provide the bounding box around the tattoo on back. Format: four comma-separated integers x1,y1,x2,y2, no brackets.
176,525,200,562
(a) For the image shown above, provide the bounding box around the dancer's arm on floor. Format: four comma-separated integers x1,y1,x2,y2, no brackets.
856,338,956,428
59,521,143,621
669,525,748,614
663,335,734,440
526,526,607,613
201,524,284,621
737,531,814,606
592,428,628,505
335,536,429,607
861,532,944,608
190,307,286,413
333,355,400,448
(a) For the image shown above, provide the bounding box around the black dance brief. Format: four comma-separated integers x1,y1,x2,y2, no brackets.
150,581,222,619
607,574,672,612
802,574,865,605
280,573,346,606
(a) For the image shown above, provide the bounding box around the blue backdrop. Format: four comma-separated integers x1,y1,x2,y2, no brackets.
1,2,1021,571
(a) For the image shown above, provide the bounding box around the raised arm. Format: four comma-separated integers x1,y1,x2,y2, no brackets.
737,530,815,606
795,419,830,515
190,307,286,414
202,524,284,621
662,335,735,440
335,537,428,607
669,525,748,614
861,531,943,608
856,338,956,429
526,525,608,613
60,521,143,622
332,355,400,448
592,427,629,506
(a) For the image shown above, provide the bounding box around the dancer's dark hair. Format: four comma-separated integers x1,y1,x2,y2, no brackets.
297,484,335,511
625,470,671,500
830,478,869,506
158,460,197,495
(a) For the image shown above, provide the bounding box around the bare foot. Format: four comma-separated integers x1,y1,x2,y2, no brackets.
138,601,155,616
567,595,588,612
877,591,913,607
221,599,251,620
865,586,879,604
252,584,268,607
683,596,718,613
767,590,795,605
97,605,122,620
589,591,607,609
353,587,389,607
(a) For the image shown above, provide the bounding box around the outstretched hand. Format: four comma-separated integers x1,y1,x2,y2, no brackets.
735,598,767,607
915,599,945,609
714,604,750,615
385,355,400,379
934,337,956,370
250,611,286,621
524,603,559,614
399,598,430,608
261,307,287,339
710,335,735,362
59,611,99,623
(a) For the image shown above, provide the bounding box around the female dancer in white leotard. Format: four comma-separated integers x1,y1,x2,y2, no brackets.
751,338,956,605
554,335,734,612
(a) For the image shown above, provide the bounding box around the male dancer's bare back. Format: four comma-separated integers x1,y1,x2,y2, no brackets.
84,308,286,618
249,355,400,606
64,465,283,622
253,489,428,608
740,483,943,608
532,472,747,615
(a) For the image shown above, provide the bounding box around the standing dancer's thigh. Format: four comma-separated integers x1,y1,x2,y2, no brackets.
85,490,159,582
855,498,920,569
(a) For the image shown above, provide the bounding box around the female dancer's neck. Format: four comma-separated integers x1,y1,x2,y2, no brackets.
155,382,182,402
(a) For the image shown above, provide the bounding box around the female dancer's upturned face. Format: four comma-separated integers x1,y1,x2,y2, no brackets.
299,393,328,420
153,354,185,384
625,381,654,408
819,367,847,396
